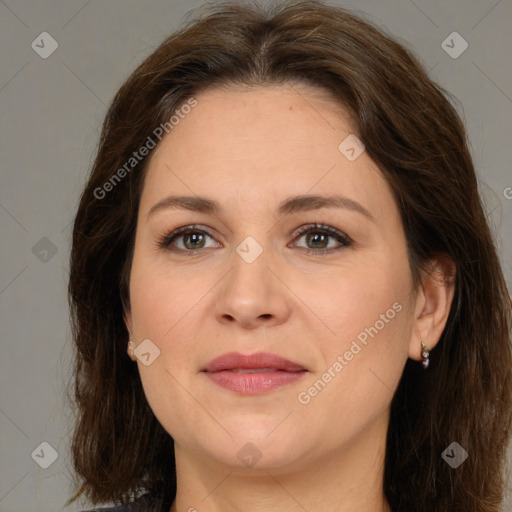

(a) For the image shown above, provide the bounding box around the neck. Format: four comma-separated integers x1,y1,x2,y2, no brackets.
169,412,391,512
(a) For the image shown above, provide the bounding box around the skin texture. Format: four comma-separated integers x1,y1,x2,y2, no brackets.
124,83,455,512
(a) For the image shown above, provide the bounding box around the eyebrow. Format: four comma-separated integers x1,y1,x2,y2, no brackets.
147,194,374,221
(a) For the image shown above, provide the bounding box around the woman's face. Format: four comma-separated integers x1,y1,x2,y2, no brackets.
126,83,418,472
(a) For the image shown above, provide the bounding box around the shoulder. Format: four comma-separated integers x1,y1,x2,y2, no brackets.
80,493,158,512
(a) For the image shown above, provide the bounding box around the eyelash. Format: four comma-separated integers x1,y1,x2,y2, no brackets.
157,222,353,256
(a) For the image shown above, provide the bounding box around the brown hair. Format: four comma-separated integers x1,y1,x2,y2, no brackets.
67,1,512,510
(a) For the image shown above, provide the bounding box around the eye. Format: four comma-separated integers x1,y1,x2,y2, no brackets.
290,223,353,254
158,225,220,252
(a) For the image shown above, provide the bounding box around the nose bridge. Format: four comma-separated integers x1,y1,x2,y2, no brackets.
214,236,290,328
227,238,273,306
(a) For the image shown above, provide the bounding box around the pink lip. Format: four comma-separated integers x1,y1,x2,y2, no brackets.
201,352,308,395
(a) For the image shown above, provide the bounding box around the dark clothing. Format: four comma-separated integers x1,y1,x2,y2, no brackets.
82,493,166,512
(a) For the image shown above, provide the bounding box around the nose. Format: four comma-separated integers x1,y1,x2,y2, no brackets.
214,247,292,330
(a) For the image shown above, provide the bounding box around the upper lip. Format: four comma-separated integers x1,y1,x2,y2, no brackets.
202,352,307,372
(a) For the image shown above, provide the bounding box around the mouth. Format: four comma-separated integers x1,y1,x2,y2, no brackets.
201,352,308,395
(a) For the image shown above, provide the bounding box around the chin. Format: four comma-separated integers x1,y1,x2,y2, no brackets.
205,440,305,473
199,421,313,471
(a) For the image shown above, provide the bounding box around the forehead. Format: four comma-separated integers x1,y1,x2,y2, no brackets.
140,83,393,219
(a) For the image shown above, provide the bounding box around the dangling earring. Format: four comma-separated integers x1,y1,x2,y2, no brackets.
128,340,136,359
126,322,135,360
421,341,430,369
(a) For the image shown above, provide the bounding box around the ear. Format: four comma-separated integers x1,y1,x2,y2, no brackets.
409,254,456,361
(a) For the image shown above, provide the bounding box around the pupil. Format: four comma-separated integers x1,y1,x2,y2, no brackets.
308,233,325,247
187,233,203,247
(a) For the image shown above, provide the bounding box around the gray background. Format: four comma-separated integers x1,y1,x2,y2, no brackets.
1,0,511,511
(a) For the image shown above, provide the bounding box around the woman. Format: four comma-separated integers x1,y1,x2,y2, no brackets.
67,1,512,511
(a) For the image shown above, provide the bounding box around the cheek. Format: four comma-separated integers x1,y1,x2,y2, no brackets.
128,262,207,431
129,278,170,342
129,252,201,339
297,255,410,343
128,253,216,385
296,255,412,397
296,270,412,442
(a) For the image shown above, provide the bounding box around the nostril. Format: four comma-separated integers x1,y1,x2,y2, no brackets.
259,314,272,320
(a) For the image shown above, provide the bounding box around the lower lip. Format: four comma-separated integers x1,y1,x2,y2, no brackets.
204,370,307,395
